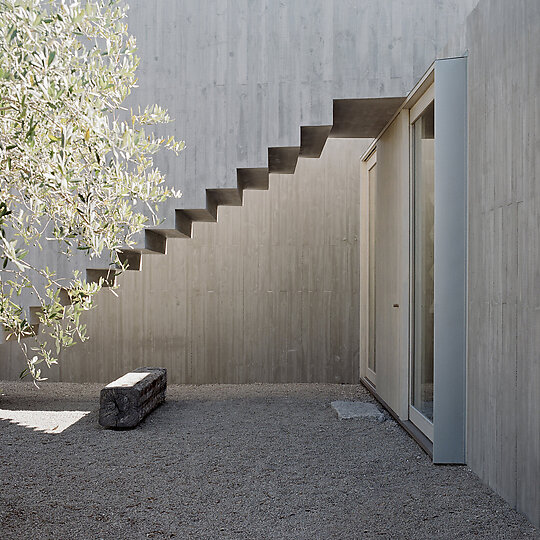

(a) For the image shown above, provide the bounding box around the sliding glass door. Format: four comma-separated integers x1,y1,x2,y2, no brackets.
367,157,377,385
411,101,435,438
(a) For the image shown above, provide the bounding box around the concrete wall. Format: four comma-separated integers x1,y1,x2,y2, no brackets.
129,0,478,213
0,0,478,315
355,0,540,523
2,0,538,528
466,0,540,527
1,138,367,384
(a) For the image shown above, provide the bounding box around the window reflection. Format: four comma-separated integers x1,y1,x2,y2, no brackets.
412,101,434,422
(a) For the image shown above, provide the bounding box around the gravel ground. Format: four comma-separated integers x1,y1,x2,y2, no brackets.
0,381,538,540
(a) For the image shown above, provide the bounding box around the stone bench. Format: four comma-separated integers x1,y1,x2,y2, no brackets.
99,367,167,428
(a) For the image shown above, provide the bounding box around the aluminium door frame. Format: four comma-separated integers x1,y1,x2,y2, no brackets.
408,82,436,442
359,149,378,385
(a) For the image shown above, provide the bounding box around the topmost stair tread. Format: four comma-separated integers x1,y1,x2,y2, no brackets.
330,97,405,138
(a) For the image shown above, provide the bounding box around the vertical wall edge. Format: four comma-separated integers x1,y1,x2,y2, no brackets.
433,57,468,464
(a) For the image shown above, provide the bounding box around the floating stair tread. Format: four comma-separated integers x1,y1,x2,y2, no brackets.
207,187,243,206
177,207,217,222
58,288,72,306
330,97,405,138
144,229,167,254
300,125,332,158
237,168,269,191
2,323,40,341
268,146,301,174
117,249,143,271
86,268,117,287
146,228,190,239
119,247,164,256
29,306,41,325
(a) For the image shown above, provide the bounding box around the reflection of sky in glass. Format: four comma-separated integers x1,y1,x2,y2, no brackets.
0,409,90,434
412,101,435,424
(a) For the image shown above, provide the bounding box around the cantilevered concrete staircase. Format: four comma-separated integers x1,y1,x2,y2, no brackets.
19,97,404,336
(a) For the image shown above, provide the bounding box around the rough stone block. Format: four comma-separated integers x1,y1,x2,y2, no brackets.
99,367,167,429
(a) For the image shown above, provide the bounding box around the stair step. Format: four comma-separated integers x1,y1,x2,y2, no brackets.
177,208,216,222
144,229,167,254
147,210,192,240
175,210,193,237
207,187,243,206
237,168,269,190
117,250,143,271
29,306,41,325
58,288,72,306
176,191,218,223
86,268,117,287
3,323,40,341
268,146,300,174
300,125,332,158
330,97,405,138
19,289,73,338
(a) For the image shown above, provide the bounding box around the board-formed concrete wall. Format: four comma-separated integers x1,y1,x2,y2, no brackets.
466,0,540,527
1,138,368,384
0,0,479,315
2,0,538,529
129,0,478,213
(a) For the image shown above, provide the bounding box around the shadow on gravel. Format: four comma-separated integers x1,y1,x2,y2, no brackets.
1,383,539,540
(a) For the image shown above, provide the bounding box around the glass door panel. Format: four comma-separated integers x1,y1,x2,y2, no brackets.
411,101,435,428
367,162,377,384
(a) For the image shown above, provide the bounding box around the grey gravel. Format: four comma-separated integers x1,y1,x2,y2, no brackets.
0,381,538,540
331,401,385,422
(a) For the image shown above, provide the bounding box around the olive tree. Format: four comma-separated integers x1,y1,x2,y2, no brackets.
0,0,183,380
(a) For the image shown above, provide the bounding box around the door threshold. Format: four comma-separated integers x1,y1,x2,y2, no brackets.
360,377,433,459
